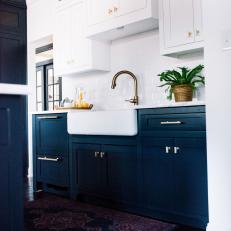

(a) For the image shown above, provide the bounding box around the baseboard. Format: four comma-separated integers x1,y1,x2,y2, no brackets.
207,222,231,231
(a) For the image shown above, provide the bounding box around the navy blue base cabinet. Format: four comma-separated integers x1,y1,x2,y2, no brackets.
0,95,27,231
33,106,208,230
69,106,208,230
33,113,70,196
70,137,138,206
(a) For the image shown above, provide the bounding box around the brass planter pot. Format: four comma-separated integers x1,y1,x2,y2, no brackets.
173,84,193,102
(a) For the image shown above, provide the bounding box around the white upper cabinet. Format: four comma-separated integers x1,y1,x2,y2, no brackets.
53,0,110,77
86,0,159,41
27,0,55,42
159,0,204,55
118,0,147,16
193,0,203,42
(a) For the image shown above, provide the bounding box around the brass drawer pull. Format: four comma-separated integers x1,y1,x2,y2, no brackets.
38,156,61,162
37,116,60,120
160,121,182,125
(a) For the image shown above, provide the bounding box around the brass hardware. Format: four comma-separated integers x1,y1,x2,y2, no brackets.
160,121,182,125
111,70,139,105
38,156,61,162
108,8,113,15
37,116,59,119
113,6,118,12
100,152,105,158
174,147,180,154
95,151,100,158
165,146,171,154
188,32,193,37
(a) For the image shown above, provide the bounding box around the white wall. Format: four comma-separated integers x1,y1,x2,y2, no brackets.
203,1,231,231
62,30,205,109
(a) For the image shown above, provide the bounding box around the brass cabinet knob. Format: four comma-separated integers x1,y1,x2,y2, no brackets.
188,32,193,37
108,8,113,15
113,6,118,12
165,146,171,154
100,152,105,158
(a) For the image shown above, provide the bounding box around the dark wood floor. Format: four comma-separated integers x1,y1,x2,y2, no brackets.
24,178,203,231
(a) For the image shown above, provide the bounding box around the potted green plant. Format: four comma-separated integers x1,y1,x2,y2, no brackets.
158,64,205,102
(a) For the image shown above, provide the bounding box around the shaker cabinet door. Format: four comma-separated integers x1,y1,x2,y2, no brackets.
162,0,194,48
0,33,26,84
141,138,174,212
173,138,208,220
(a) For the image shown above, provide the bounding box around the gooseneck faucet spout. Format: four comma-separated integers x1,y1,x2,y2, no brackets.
111,70,139,105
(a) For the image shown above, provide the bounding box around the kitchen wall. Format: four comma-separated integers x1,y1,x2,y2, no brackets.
62,30,205,109
203,0,231,230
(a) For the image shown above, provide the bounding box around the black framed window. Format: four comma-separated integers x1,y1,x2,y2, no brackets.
36,60,62,111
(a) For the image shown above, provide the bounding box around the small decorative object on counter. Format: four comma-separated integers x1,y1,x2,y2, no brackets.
74,87,93,109
158,65,205,102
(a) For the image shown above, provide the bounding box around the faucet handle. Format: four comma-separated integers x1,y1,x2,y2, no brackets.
125,96,138,105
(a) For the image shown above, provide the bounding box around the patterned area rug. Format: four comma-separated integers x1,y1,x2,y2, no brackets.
25,194,177,231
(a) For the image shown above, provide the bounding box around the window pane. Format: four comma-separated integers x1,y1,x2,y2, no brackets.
37,102,43,111
37,86,42,102
36,70,42,86
54,84,60,101
48,102,54,110
48,68,54,85
54,101,60,109
54,76,60,84
48,85,53,101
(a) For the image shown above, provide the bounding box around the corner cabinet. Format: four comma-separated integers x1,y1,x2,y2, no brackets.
86,0,158,41
159,0,204,56
33,113,70,196
53,0,110,77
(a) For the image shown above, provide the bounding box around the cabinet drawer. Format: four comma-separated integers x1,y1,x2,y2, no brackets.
141,113,206,132
36,155,69,187
35,113,68,156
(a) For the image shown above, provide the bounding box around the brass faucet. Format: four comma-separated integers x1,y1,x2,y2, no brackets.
111,70,139,105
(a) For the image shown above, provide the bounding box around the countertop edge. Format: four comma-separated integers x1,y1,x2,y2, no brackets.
30,101,206,115
0,84,30,95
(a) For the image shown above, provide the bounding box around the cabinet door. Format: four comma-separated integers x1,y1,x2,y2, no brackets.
70,2,90,69
35,114,68,157
173,138,208,220
0,96,26,231
0,33,26,84
53,4,71,76
87,0,114,25
118,0,146,17
0,4,26,35
76,144,106,195
163,0,195,48
193,0,203,42
142,138,174,212
105,144,138,203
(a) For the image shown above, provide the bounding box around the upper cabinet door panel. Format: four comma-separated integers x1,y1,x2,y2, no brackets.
53,5,71,75
70,2,90,68
0,34,26,84
193,0,203,42
163,0,194,48
0,4,26,35
87,0,113,25
118,0,147,17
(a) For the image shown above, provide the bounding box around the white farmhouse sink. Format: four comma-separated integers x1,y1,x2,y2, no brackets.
67,110,137,136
